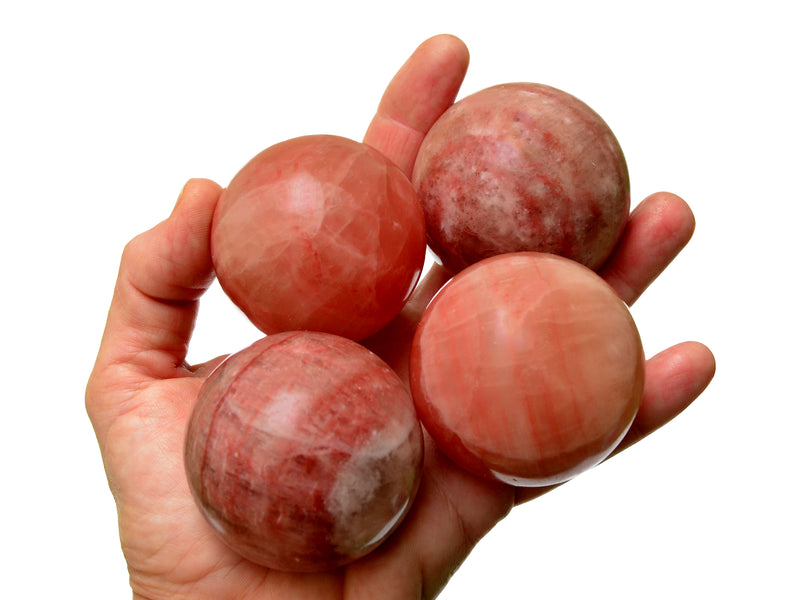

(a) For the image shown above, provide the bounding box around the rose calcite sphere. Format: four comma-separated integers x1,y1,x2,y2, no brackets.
409,252,644,487
412,83,630,274
185,331,423,572
211,134,426,341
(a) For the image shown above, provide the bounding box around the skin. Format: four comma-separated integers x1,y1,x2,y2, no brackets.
85,34,716,600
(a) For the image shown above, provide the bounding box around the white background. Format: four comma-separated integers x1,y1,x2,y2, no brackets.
2,1,797,598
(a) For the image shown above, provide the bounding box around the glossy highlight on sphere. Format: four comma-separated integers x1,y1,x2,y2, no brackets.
211,134,427,341
412,83,630,274
185,331,424,572
409,253,644,486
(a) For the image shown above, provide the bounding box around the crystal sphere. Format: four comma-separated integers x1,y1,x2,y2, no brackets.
185,331,423,572
409,252,644,486
212,134,426,340
412,83,630,274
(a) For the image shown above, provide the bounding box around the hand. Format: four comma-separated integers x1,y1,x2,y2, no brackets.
86,34,716,600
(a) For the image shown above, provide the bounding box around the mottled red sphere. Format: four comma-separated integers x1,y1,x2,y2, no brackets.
409,253,644,487
185,331,423,572
212,134,426,341
412,83,630,274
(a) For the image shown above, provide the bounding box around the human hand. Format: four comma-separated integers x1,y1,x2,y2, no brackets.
85,34,715,600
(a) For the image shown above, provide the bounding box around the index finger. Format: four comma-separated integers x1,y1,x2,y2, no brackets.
363,34,470,177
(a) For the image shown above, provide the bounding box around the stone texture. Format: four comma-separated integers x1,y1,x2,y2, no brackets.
412,83,630,274
409,252,644,487
185,331,423,572
212,134,426,341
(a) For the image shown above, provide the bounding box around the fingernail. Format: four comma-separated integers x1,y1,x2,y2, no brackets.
171,181,189,216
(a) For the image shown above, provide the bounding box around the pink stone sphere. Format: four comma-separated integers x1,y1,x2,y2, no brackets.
185,331,423,572
409,253,644,487
212,134,427,341
412,83,630,274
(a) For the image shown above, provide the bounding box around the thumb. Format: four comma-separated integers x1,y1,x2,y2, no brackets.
87,179,222,427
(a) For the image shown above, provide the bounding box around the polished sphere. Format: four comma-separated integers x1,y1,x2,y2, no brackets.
412,83,630,274
185,331,423,572
409,252,644,486
212,134,426,341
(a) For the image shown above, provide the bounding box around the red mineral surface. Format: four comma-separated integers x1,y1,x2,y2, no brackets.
212,134,426,340
409,252,644,486
185,331,423,572
412,83,630,274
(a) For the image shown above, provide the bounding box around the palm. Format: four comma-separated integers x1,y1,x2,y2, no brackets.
98,359,515,599
86,35,715,600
